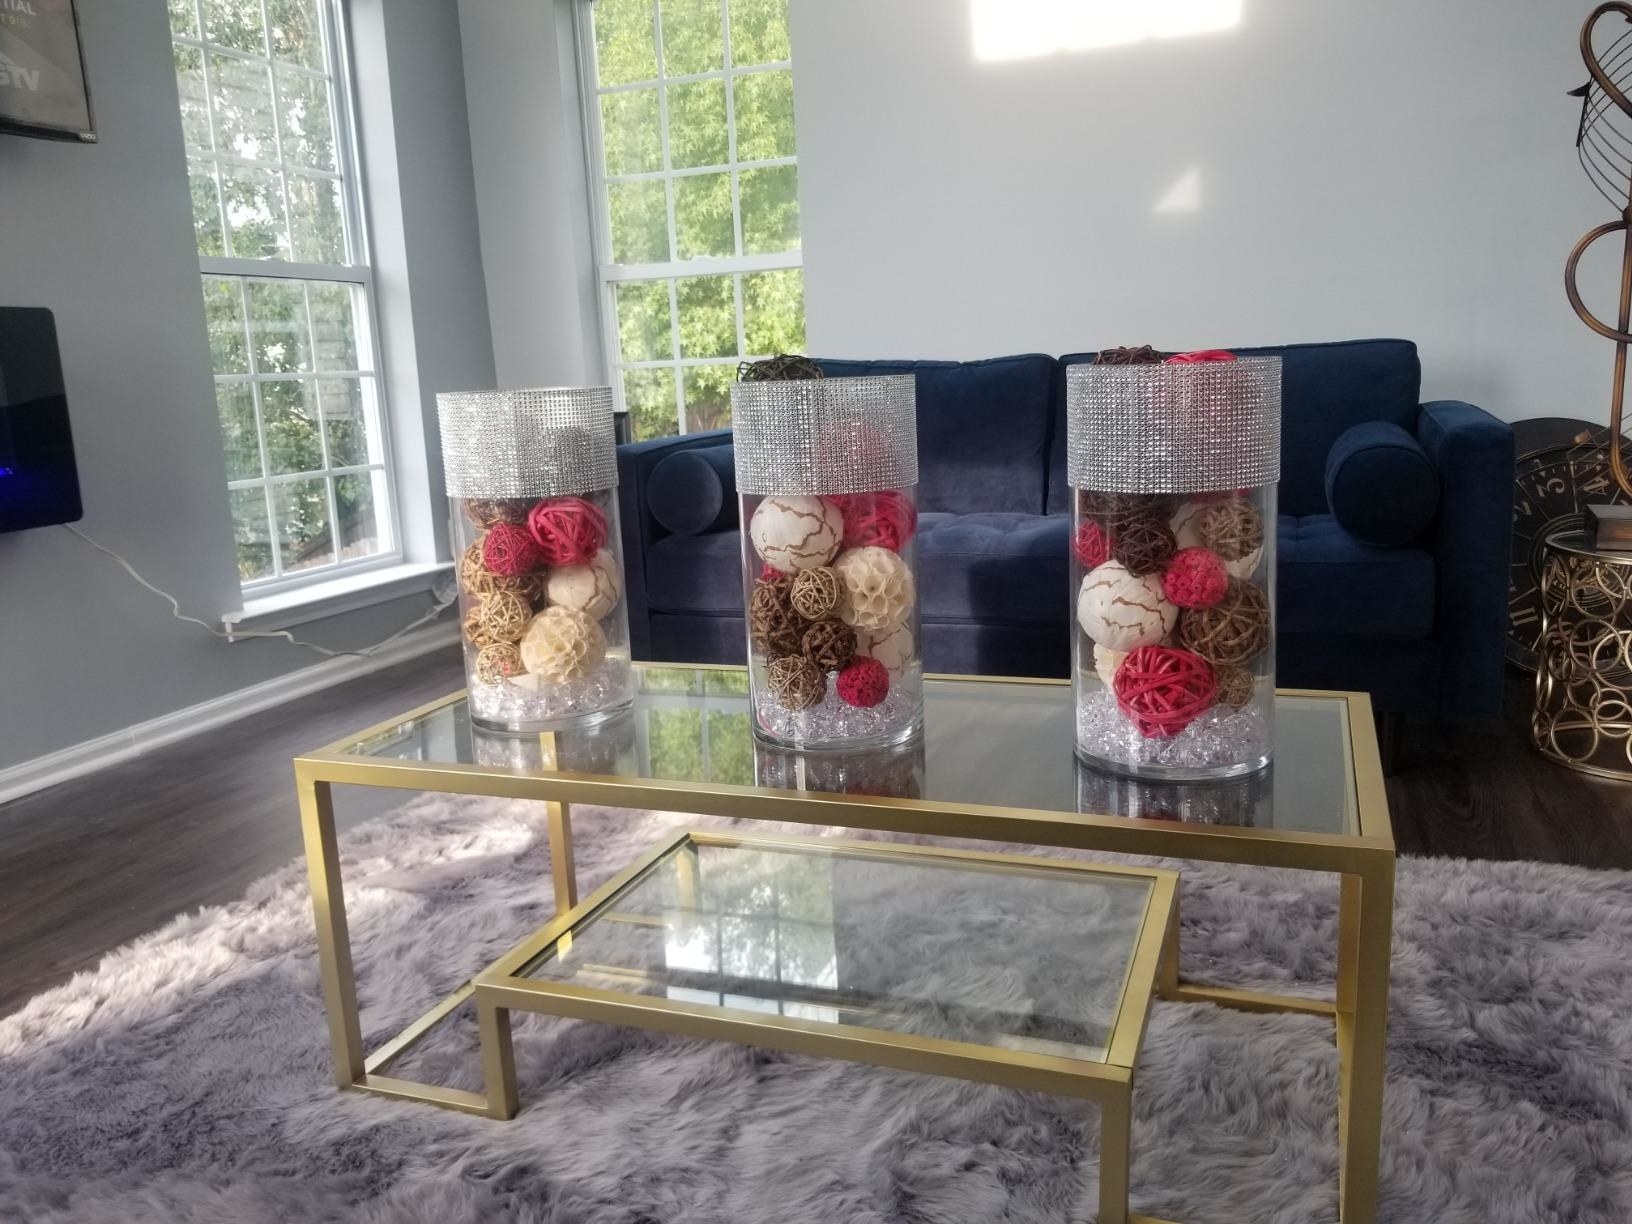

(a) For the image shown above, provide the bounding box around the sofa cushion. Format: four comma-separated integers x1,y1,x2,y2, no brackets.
1054,339,1423,517
816,355,1055,516
646,528,743,617
647,445,738,537
917,512,1070,626
1324,421,1438,546
1279,514,1435,638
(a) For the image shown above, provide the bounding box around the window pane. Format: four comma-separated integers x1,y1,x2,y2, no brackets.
739,164,799,254
615,280,673,363
273,478,335,572
730,0,790,66
308,282,359,371
216,382,262,480
608,179,670,263
676,274,736,357
660,0,723,75
733,69,794,161
170,0,198,39
189,160,226,256
683,365,733,432
288,173,345,264
600,89,662,176
335,471,384,559
175,45,211,152
210,54,278,162
202,275,250,373
319,378,371,467
260,380,324,475
277,67,335,170
231,487,275,581
267,0,324,69
623,367,678,439
595,0,658,86
668,79,727,169
205,0,266,55
221,162,289,259
743,268,804,354
246,279,313,372
674,171,734,260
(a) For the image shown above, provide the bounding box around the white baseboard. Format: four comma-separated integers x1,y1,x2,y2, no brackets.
0,621,460,807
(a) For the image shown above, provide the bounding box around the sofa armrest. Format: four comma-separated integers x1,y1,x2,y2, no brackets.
616,429,733,660
1415,400,1515,715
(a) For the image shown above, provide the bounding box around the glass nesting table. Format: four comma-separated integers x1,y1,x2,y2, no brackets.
295,667,1394,1224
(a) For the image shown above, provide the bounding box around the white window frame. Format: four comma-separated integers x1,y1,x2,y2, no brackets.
574,0,804,437
175,0,400,596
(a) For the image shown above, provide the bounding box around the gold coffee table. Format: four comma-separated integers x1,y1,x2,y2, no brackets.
475,830,1177,1224
294,667,1394,1223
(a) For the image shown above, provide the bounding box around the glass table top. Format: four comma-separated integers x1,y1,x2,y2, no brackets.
335,667,1360,836
514,835,1155,1063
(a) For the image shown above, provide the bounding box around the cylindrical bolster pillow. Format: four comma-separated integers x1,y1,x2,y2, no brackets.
648,445,739,536
1324,421,1439,546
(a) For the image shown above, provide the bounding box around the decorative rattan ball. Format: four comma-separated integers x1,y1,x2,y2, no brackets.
463,498,531,529
483,521,544,577
768,654,826,711
458,540,501,596
463,606,494,648
737,353,826,382
1177,578,1271,667
1092,345,1165,365
802,618,857,671
749,577,806,656
473,588,532,644
474,641,525,686
1215,666,1256,710
790,566,841,620
833,546,915,634
519,606,607,683
1197,499,1265,563
1078,490,1172,529
1111,516,1178,577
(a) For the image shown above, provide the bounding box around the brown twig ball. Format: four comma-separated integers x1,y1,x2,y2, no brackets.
473,588,532,644
1177,578,1271,667
1111,517,1178,577
1197,499,1265,562
768,654,826,710
463,498,532,529
459,540,544,603
790,565,842,620
749,577,805,656
1215,666,1256,710
737,354,825,382
801,618,856,671
463,605,493,648
1091,345,1166,365
474,642,525,685
1078,490,1172,529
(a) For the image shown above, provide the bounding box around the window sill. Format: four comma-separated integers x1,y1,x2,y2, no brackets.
222,561,455,638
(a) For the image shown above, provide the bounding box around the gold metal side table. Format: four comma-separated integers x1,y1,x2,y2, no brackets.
1533,531,1632,780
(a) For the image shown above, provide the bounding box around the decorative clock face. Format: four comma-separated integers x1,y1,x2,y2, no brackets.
1509,442,1629,670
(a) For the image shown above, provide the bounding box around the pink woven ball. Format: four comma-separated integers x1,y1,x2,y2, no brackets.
1072,520,1112,570
842,490,917,552
482,521,543,577
1113,645,1217,738
526,496,607,566
760,561,784,581
836,656,890,708
1164,349,1238,365
1162,547,1229,609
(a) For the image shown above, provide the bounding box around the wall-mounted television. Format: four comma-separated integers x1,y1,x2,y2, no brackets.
0,0,95,143
0,307,83,532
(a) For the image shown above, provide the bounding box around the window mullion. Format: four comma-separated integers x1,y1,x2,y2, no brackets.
722,0,743,262
260,0,297,262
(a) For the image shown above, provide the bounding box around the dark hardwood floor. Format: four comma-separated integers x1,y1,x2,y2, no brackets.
1,660,1628,1019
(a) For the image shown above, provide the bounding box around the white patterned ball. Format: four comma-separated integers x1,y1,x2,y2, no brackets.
519,606,606,682
749,495,843,572
1170,500,1208,550
1093,645,1128,687
1225,545,1264,580
861,623,915,674
1076,560,1177,651
546,549,622,620
833,545,915,634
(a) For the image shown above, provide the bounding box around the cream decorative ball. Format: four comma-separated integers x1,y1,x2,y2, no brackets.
833,546,915,634
749,495,843,572
1170,501,1208,550
1093,645,1128,688
861,622,915,675
546,548,622,620
1076,560,1177,651
519,606,606,683
1225,545,1264,580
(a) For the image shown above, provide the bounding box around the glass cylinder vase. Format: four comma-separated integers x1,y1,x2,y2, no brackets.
436,386,635,734
1067,354,1281,779
730,374,923,748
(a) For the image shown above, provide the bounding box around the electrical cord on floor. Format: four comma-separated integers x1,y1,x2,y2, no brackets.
63,523,458,659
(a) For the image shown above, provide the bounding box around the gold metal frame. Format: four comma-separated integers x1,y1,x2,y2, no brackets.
293,667,1394,1223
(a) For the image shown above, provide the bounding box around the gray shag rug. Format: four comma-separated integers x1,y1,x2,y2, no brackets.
2,795,1631,1223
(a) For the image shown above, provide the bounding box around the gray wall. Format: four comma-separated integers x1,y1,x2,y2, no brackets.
0,0,492,771
790,0,1609,423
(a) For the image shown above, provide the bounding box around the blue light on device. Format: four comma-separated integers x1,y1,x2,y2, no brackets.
0,307,83,533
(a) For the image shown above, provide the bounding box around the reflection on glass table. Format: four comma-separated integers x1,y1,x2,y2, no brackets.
753,736,926,799
518,835,1154,1062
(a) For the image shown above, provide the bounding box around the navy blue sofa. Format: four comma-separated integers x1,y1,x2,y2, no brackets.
615,340,1515,717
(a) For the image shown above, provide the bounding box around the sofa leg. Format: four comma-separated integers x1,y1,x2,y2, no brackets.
1375,710,1405,776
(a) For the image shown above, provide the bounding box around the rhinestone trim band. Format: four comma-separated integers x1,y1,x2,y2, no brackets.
436,387,618,498
730,374,918,496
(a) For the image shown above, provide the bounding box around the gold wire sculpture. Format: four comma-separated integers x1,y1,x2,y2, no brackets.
1567,3,1632,499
